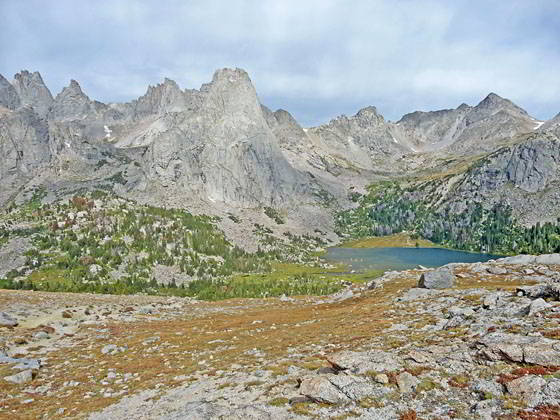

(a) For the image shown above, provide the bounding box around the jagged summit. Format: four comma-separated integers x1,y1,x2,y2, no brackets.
11,70,53,118
50,79,97,120
130,76,188,118
211,67,251,83
355,106,384,122
67,79,84,92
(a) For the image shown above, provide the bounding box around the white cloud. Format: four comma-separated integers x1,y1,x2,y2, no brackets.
0,0,558,125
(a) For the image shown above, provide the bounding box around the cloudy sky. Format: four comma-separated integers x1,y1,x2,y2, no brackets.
1,0,558,125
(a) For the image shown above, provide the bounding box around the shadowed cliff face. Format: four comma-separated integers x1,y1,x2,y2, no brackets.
12,70,53,118
0,106,51,203
0,66,558,243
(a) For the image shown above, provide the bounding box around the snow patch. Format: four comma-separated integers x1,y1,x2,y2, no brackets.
391,134,398,144
104,125,113,138
533,121,544,130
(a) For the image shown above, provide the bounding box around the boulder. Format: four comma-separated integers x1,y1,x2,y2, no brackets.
0,312,18,327
4,369,34,384
298,375,349,404
396,371,419,393
517,284,560,300
326,350,402,374
418,267,454,289
487,266,507,275
527,298,551,316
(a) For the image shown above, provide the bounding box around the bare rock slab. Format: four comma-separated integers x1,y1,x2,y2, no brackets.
418,267,454,289
326,350,402,374
477,332,560,366
299,375,349,404
4,369,34,384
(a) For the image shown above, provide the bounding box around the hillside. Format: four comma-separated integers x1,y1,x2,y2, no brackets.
2,257,560,418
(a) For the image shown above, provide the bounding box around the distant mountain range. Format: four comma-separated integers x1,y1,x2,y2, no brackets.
1,68,558,246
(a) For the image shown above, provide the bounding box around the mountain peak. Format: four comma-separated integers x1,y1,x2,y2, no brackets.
471,92,530,121
212,67,250,82
50,78,96,120
67,79,84,93
477,92,522,111
202,67,261,118
162,77,179,87
12,70,53,117
356,106,380,117
484,92,503,101
131,77,187,118
354,106,385,126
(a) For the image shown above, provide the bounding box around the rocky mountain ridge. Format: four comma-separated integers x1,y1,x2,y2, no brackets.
0,67,558,247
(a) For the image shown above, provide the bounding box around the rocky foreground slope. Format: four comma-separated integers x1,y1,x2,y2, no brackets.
2,255,560,419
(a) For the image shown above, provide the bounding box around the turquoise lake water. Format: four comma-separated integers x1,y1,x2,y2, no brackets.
325,247,500,271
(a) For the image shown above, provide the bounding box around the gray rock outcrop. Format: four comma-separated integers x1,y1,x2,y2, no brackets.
477,332,560,367
418,267,454,289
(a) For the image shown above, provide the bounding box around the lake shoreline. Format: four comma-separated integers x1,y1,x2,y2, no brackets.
324,245,501,272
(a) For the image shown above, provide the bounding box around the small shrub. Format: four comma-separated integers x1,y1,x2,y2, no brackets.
399,410,417,420
448,375,470,388
264,207,285,225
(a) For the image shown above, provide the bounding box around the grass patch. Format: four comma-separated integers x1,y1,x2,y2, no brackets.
268,397,289,407
340,233,437,249
416,378,441,393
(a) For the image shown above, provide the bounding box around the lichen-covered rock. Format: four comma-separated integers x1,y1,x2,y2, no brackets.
396,371,419,393
505,375,546,398
326,350,402,374
298,375,349,404
526,298,551,316
477,332,560,366
517,284,560,300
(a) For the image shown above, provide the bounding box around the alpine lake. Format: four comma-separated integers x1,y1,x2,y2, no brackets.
326,235,501,272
